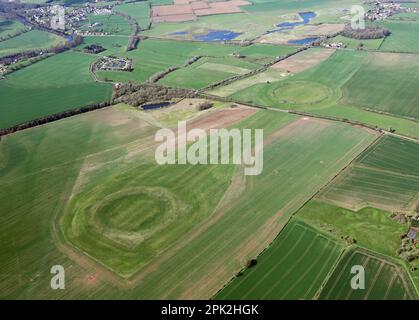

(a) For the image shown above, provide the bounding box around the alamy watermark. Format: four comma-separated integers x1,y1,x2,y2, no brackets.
50,5,65,31
351,5,366,30
350,265,365,290
155,121,264,176
50,265,65,290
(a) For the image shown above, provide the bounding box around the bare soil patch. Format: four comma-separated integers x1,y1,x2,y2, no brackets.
272,48,335,74
151,0,250,22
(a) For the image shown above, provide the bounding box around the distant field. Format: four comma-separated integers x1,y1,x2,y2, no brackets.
97,38,295,83
379,21,419,53
389,12,419,22
0,18,27,39
215,220,343,299
79,35,128,54
319,249,416,300
114,1,151,28
0,105,377,298
342,52,419,120
208,68,287,97
0,51,112,129
313,104,419,140
326,35,384,50
297,201,405,258
159,56,259,89
0,30,65,58
143,0,359,39
319,135,419,212
230,50,366,109
77,14,132,36
97,38,239,82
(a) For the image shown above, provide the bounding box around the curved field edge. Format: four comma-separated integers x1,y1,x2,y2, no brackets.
214,219,345,300
318,248,417,300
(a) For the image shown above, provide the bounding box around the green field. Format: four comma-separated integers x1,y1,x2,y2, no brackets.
209,68,288,97
230,49,366,109
326,35,384,50
0,51,112,129
342,52,419,120
113,1,151,29
97,38,295,83
144,0,360,40
0,30,65,58
319,135,419,212
159,56,260,89
319,249,416,300
297,201,406,258
379,21,419,53
0,103,378,298
215,220,343,299
76,14,132,36
227,49,419,138
0,18,27,40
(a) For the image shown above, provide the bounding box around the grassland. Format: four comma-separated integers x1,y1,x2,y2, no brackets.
215,220,343,299
97,38,295,83
297,201,406,258
230,49,366,109
0,103,377,298
78,36,128,55
159,56,260,89
319,135,419,212
319,248,416,300
0,51,112,129
0,18,27,39
143,0,360,39
379,21,419,53
342,52,419,120
113,1,151,29
227,48,419,139
326,35,384,50
0,30,65,58
77,14,132,36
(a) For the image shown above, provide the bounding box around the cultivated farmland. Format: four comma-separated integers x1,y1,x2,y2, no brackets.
113,2,151,28
0,51,112,129
0,30,65,58
319,249,416,300
2,0,419,301
215,220,343,300
96,38,296,84
319,135,419,212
